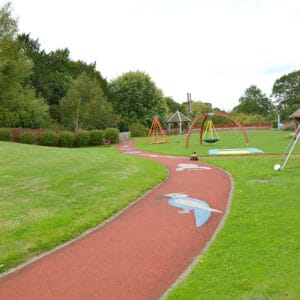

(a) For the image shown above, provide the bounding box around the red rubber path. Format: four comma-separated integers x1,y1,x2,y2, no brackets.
0,141,232,300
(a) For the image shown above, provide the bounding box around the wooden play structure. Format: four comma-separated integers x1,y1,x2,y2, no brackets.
185,112,249,147
146,117,168,144
166,110,191,134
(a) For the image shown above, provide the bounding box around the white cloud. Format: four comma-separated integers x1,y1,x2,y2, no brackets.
10,0,300,110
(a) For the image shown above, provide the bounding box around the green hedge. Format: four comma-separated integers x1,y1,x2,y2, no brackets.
105,128,119,144
59,131,74,147
128,123,148,137
90,129,105,146
0,129,13,141
272,120,278,129
19,132,36,144
74,131,91,147
2,128,120,147
39,131,58,146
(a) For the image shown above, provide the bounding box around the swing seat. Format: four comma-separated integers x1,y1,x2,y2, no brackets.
203,138,219,143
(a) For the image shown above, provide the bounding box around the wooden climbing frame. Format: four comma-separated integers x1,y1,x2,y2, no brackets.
146,117,168,144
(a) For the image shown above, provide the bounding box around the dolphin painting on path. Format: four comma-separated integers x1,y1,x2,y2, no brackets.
156,193,222,227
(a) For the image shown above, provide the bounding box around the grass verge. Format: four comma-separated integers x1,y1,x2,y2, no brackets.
136,132,300,299
136,130,300,156
1,130,299,298
0,142,167,273
166,157,300,299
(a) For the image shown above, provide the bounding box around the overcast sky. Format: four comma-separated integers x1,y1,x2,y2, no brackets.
9,0,300,111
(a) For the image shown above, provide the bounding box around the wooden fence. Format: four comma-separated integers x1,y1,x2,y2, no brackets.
1,128,62,142
167,121,293,135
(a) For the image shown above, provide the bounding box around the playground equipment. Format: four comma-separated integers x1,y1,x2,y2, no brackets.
146,116,168,144
185,112,249,147
190,151,199,161
166,110,191,134
274,123,300,171
209,148,263,155
202,113,220,143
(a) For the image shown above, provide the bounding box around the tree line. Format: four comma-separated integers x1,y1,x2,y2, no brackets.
1,2,299,133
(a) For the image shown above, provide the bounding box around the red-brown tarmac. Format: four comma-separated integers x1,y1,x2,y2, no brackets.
0,140,232,300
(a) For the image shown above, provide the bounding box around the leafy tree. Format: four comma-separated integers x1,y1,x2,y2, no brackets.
0,3,31,89
68,60,108,95
191,101,212,118
0,2,50,128
60,72,114,130
164,96,185,115
17,36,72,119
187,101,231,125
0,2,16,39
231,112,266,124
108,71,167,130
272,70,300,120
233,85,273,118
18,34,108,121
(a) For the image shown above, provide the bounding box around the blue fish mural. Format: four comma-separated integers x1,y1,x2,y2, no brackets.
156,193,222,227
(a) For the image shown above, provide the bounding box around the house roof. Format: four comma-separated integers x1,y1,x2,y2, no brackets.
167,110,191,123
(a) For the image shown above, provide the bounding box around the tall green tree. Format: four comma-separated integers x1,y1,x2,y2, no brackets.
17,35,72,119
164,96,185,115
17,33,108,121
0,2,50,128
60,72,113,130
233,85,273,118
191,101,212,118
272,70,300,119
230,112,266,124
68,60,108,94
108,71,167,130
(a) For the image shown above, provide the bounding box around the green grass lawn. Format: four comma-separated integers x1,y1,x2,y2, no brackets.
135,130,300,299
0,142,167,273
166,157,300,299
1,129,299,299
135,129,300,157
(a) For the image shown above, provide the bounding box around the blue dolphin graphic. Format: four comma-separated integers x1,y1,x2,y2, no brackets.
156,193,222,227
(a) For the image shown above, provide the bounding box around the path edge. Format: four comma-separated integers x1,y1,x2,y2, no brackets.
159,167,234,299
0,158,170,279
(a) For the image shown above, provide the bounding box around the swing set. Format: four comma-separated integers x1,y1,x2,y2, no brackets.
202,113,220,143
185,112,249,147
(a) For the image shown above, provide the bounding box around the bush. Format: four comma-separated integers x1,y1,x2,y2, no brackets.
105,128,119,144
74,131,90,147
39,131,59,146
90,129,105,146
128,123,148,137
19,132,36,144
59,131,74,147
0,129,13,141
272,120,278,129
231,112,265,124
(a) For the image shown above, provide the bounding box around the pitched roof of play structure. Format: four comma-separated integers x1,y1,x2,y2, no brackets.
167,110,191,123
290,108,300,119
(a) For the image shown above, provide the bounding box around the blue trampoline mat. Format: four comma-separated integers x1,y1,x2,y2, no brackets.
209,148,263,155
